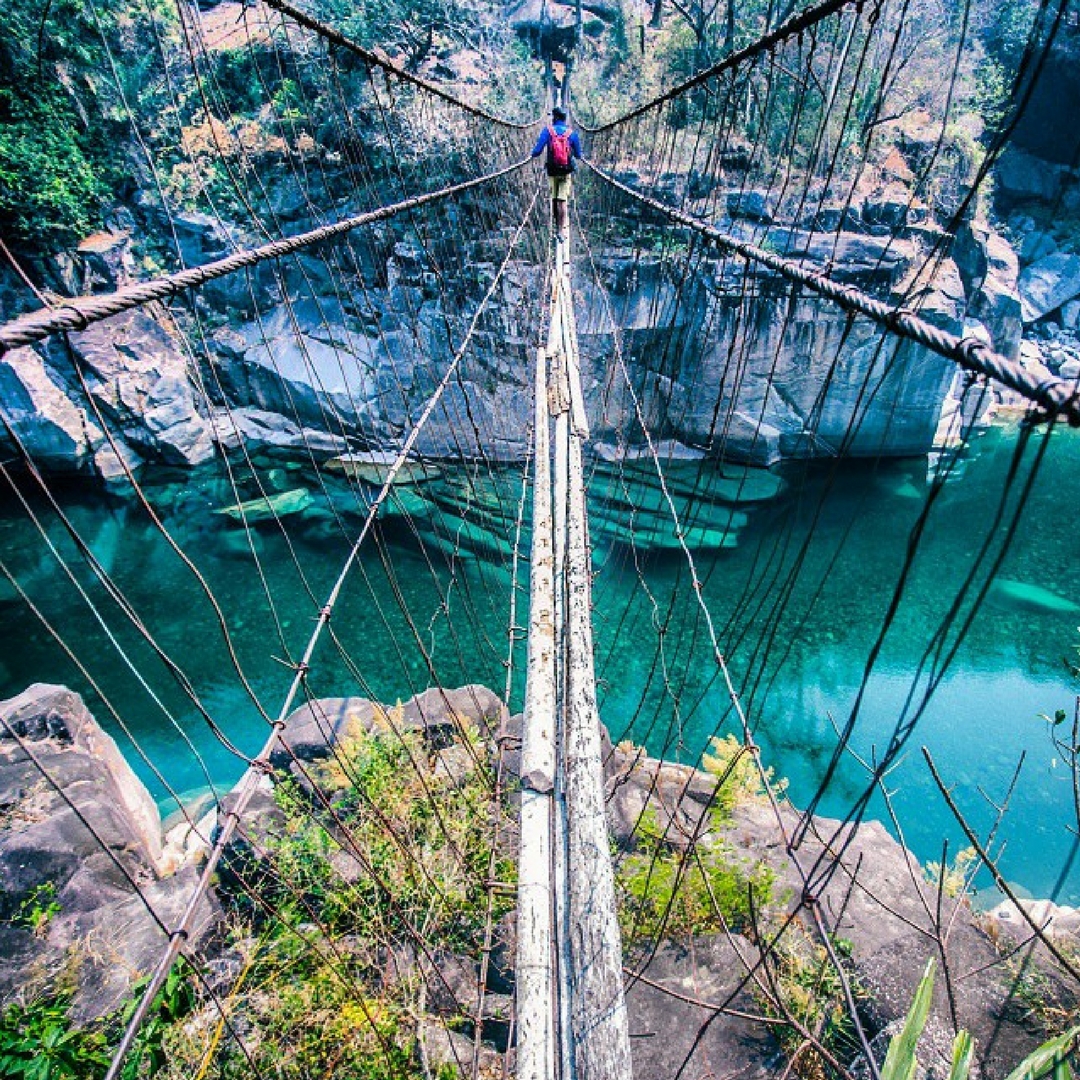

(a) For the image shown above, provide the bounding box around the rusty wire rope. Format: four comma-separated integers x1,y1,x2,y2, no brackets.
262,0,534,129
585,162,1080,426
0,160,528,356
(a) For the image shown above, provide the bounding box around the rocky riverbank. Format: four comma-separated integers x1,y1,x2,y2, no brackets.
1,681,1075,1076
4,168,1079,488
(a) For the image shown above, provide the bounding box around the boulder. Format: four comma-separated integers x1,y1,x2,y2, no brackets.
398,685,510,750
212,301,383,431
0,685,219,1019
209,406,350,457
809,202,864,233
169,210,231,267
75,231,134,293
273,696,384,768
216,777,288,893
625,936,781,1080
53,309,215,467
996,148,1067,205
0,347,103,472
1019,253,1080,323
410,379,532,461
727,189,775,223
969,231,1023,359
1020,230,1056,266
985,898,1080,944
863,181,912,229
607,753,720,851
0,684,162,864
417,1018,503,1076
274,685,509,771
727,801,1061,1078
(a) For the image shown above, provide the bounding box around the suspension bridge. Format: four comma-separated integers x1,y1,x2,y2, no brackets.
1,0,1079,1077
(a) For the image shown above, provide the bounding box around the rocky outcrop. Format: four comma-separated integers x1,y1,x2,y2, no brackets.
580,241,961,463
1019,253,1080,324
624,935,782,1080
4,680,1074,1074
2,194,976,479
605,746,1077,1079
0,684,219,1020
271,684,510,779
0,307,217,479
953,220,1024,360
0,346,107,473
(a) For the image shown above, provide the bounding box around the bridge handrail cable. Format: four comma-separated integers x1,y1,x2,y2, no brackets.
576,0,864,133
586,162,1080,427
0,159,530,356
263,0,535,130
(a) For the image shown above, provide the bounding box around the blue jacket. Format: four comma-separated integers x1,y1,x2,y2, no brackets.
531,122,582,166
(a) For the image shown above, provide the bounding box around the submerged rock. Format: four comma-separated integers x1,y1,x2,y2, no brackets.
988,577,1080,615
218,487,314,522
325,450,441,485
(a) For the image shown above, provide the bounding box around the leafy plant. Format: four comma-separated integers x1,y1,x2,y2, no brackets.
166,720,514,1078
0,997,108,1080
702,733,783,817
0,0,173,249
760,923,863,1078
14,882,62,937
881,959,1080,1080
119,957,199,1079
924,847,978,899
881,959,936,1080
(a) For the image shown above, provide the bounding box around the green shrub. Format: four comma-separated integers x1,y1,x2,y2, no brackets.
0,997,108,1080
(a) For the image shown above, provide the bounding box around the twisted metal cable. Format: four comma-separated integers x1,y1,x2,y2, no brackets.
586,162,1080,426
262,0,533,130
579,0,864,132
0,159,529,356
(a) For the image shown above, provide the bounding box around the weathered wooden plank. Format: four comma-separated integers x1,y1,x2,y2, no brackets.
517,349,558,1080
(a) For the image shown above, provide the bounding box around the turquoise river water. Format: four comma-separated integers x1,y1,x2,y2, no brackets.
1,422,1078,903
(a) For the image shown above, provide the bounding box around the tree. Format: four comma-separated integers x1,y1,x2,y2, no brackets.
0,0,171,250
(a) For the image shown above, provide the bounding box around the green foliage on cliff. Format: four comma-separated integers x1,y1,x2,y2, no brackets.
0,997,109,1080
157,719,512,1079
616,737,779,943
0,0,171,249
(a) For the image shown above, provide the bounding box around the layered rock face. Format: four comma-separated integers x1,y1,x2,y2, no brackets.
3,133,1034,481
579,245,962,465
0,229,967,478
1,308,215,480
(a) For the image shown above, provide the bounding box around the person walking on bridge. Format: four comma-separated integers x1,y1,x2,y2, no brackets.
531,106,582,243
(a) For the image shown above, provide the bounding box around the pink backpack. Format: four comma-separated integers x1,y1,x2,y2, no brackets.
546,127,574,176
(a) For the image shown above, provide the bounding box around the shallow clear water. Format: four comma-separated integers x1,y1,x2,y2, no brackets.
1,423,1078,902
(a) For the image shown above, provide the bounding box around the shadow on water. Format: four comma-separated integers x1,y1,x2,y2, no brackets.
1,423,1078,901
